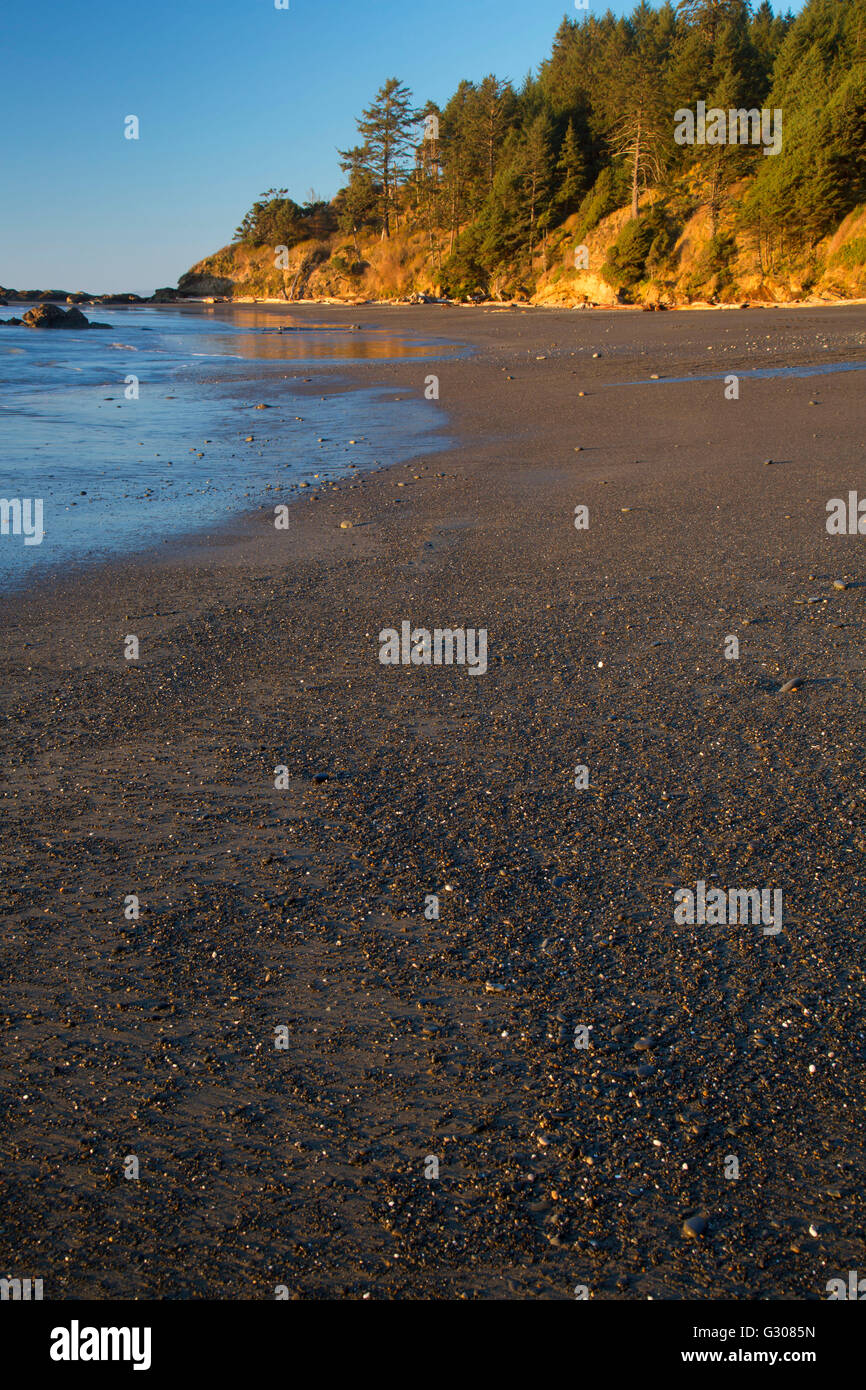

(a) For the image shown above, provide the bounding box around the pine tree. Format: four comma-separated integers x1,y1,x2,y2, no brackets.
555,118,587,212
677,0,750,42
522,113,554,259
335,149,380,253
439,81,480,252
412,102,444,273
341,79,416,237
604,21,670,219
469,76,517,197
749,0,793,85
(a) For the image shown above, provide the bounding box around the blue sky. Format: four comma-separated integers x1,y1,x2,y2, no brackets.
2,0,802,294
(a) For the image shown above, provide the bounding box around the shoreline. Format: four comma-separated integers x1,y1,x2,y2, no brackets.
0,304,464,593
159,291,866,313
5,299,866,596
7,288,866,314
1,303,863,1299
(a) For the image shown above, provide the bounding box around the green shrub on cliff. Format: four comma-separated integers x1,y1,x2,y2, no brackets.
235,190,336,249
602,204,678,292
682,230,738,297
576,164,632,242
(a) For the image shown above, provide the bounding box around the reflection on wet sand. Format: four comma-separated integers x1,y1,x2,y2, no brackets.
192,304,458,361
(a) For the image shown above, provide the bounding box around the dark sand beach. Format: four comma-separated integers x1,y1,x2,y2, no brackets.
1,304,863,1300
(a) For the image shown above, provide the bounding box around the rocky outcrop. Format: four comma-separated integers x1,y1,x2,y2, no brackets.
23,304,68,327
21,304,110,329
0,287,146,304
176,271,235,298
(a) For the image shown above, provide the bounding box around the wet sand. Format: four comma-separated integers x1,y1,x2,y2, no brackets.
1,304,863,1300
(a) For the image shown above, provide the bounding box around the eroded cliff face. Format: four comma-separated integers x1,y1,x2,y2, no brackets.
176,232,437,304
177,194,866,308
175,271,236,298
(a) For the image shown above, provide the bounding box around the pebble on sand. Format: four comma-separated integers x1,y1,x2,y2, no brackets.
778,677,804,693
682,1215,707,1240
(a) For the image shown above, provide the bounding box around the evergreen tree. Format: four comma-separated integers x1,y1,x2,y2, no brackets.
439,81,480,252
335,150,380,252
555,118,587,213
340,79,416,237
412,101,445,273
603,13,671,219
477,159,529,281
469,76,518,198
234,190,305,247
749,0,794,87
677,0,750,41
522,113,554,258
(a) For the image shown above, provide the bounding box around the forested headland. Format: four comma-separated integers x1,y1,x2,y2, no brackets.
179,0,866,306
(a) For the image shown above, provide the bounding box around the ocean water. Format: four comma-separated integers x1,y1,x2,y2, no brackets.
0,302,457,586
